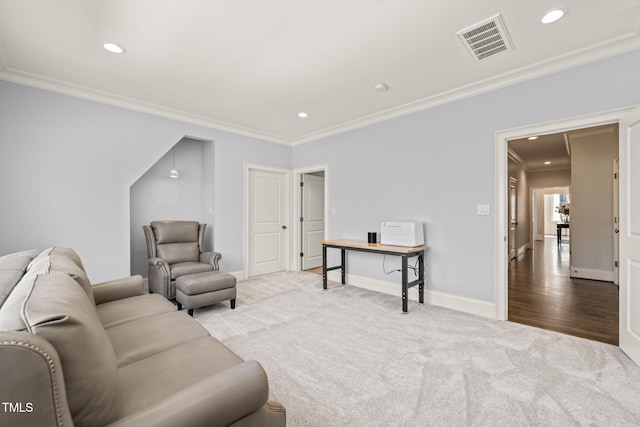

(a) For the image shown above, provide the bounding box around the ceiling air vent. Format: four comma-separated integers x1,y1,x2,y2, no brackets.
457,14,513,62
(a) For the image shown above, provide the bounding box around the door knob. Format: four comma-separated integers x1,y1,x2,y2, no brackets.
282,225,287,230
615,229,619,233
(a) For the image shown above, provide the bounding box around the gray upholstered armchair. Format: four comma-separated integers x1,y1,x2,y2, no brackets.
143,220,220,299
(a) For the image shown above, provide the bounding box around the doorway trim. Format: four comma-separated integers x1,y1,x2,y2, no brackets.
494,106,635,320
292,164,329,272
243,163,292,280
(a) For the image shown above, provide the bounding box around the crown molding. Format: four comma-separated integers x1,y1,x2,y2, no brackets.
291,32,640,145
507,148,527,169
0,68,293,146
2,31,639,148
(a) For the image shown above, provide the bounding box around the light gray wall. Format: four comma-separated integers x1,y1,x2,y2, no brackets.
2,49,640,300
292,49,640,303
0,81,289,282
528,169,571,188
569,128,618,276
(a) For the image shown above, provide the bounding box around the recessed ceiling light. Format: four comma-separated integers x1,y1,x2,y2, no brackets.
103,43,126,54
544,161,552,165
373,83,389,92
541,8,567,24
528,136,539,140
298,112,308,118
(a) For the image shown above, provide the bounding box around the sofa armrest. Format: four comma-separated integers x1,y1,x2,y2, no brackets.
92,275,147,305
0,332,74,427
200,251,221,270
107,360,269,427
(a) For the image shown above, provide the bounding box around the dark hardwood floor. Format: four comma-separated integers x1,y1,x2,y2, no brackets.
508,236,619,345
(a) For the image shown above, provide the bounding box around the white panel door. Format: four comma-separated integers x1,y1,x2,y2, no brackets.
619,106,640,366
302,174,325,270
248,169,288,277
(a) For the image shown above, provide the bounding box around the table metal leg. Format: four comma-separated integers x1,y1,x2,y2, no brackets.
418,252,425,305
322,245,328,291
341,249,346,284
402,254,408,313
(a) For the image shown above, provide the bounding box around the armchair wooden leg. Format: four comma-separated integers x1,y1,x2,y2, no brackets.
231,299,236,309
177,302,182,311
187,308,194,317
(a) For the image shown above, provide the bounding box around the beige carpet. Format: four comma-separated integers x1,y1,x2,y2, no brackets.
195,271,640,426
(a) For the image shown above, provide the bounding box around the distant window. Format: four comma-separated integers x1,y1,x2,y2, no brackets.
553,193,570,222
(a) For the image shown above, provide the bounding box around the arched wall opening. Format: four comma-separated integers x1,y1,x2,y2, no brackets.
129,136,214,277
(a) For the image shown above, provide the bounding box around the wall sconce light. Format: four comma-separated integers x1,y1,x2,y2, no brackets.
169,147,179,179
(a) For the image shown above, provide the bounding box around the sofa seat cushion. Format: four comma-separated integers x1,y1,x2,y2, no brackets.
116,337,244,418
23,272,119,427
170,262,213,279
106,311,210,367
96,293,176,328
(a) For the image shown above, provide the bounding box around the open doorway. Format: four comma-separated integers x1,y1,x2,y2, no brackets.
505,124,619,344
293,165,329,274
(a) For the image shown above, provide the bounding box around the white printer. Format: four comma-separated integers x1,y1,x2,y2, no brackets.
380,221,424,247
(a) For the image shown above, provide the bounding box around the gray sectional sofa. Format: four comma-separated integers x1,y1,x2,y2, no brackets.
0,247,285,427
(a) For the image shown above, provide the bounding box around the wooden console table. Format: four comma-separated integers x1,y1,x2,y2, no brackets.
557,223,569,244
320,239,428,313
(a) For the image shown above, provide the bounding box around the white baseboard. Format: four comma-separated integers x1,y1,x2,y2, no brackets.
327,271,494,319
517,243,530,257
535,235,545,241
570,266,614,282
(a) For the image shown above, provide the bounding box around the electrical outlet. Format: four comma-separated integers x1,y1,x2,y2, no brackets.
477,204,490,216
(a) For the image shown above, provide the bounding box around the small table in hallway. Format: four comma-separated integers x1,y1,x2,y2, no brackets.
320,239,428,313
557,223,569,244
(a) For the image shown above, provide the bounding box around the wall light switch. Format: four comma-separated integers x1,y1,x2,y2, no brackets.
331,207,337,215
477,204,490,216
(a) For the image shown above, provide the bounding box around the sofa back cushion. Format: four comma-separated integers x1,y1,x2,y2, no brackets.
0,250,40,308
151,221,201,264
0,250,43,331
26,247,95,304
23,272,119,427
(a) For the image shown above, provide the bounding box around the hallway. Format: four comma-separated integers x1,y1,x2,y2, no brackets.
508,237,619,345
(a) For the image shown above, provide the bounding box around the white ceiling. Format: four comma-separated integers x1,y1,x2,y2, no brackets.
1,1,639,145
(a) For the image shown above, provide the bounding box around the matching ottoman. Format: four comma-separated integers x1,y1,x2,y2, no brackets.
175,270,237,316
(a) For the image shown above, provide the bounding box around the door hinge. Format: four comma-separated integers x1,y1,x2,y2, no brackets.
300,182,304,187
300,217,304,222
615,261,619,268
300,252,304,257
